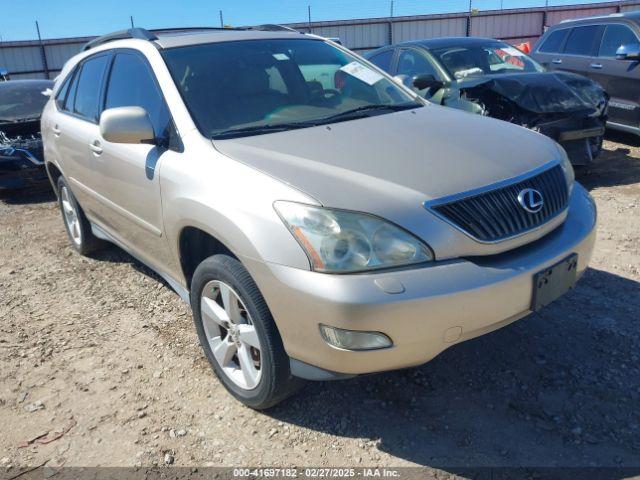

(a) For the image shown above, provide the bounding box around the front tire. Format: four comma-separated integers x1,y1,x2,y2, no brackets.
191,254,303,409
57,176,103,255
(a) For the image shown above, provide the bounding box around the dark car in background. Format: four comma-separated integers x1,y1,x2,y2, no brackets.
0,79,53,189
531,11,640,136
366,37,609,165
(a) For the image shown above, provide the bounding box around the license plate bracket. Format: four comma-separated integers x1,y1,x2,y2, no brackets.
531,254,578,311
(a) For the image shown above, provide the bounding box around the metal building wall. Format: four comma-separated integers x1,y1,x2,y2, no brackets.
1,0,640,79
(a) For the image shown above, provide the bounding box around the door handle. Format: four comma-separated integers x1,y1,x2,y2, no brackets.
52,125,61,136
89,141,103,155
551,58,562,65
590,63,603,69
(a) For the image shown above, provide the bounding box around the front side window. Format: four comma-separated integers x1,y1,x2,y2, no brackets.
73,55,109,121
162,38,419,139
368,50,394,72
599,24,640,57
539,29,569,53
430,42,544,80
397,49,439,79
105,52,170,137
563,25,602,56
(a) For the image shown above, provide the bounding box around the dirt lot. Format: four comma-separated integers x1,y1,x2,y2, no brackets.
0,132,639,474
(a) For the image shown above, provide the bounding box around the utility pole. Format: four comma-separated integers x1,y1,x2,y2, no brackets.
388,0,394,45
308,5,312,33
35,21,50,78
219,10,224,28
466,0,472,36
130,16,135,28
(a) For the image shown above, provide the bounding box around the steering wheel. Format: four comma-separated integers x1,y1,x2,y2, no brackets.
321,89,340,99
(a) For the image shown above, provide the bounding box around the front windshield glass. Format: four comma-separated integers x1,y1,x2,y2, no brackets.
162,38,420,138
0,81,52,122
430,43,544,80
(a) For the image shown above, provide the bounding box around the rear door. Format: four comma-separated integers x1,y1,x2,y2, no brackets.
533,27,571,70
555,24,605,76
589,22,640,127
53,53,111,219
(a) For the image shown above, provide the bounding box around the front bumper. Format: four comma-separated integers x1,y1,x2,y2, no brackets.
244,184,597,377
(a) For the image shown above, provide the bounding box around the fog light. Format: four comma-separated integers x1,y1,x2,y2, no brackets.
319,324,392,351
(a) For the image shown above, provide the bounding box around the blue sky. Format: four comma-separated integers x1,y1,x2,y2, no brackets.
3,0,613,41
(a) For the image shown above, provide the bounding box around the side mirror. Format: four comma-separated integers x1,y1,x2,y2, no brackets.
100,107,155,145
615,44,640,60
412,73,444,91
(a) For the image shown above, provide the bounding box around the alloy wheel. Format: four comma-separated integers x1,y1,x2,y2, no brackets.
60,186,82,246
200,280,262,390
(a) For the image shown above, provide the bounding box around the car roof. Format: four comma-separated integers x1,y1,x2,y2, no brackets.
556,10,640,26
396,37,508,50
153,29,310,49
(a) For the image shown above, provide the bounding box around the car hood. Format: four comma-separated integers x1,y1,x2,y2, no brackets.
455,71,608,116
213,104,560,212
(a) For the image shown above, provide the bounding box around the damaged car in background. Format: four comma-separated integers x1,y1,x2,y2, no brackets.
366,37,609,165
1,79,53,189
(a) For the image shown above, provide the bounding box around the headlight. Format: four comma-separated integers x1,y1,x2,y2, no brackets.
557,143,575,195
274,201,433,273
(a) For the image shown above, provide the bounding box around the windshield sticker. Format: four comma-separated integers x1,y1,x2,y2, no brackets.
273,53,290,61
339,61,384,86
502,46,525,57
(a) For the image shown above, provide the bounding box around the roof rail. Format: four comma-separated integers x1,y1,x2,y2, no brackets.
148,26,247,34
251,24,302,33
83,28,158,51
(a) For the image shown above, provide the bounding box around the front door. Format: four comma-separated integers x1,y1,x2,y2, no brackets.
92,50,177,271
588,23,640,128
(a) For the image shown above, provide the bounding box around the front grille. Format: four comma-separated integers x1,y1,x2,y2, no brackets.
430,165,569,242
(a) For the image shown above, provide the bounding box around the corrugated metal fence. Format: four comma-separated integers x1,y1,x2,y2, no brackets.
2,0,640,80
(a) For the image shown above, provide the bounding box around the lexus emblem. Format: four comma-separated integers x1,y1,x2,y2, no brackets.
517,188,544,213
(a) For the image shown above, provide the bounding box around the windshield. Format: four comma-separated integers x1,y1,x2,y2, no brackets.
0,80,52,122
430,43,544,80
162,38,420,138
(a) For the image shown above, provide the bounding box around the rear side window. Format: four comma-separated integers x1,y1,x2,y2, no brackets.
599,24,639,57
539,29,569,53
104,52,170,137
563,25,603,56
73,55,109,121
369,50,394,72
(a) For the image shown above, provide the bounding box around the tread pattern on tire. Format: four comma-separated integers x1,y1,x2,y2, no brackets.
191,254,303,409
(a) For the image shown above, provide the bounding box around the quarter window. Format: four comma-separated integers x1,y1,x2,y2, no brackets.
73,55,109,121
539,29,569,53
55,71,73,110
104,53,170,137
599,24,639,57
563,25,602,56
64,70,80,112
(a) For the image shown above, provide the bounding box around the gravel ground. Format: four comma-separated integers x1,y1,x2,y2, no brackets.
0,132,638,474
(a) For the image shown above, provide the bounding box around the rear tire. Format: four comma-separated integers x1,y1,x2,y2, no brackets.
57,176,103,255
191,254,303,409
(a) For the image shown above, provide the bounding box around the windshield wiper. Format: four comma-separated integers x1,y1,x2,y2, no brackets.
212,121,319,139
315,103,419,125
